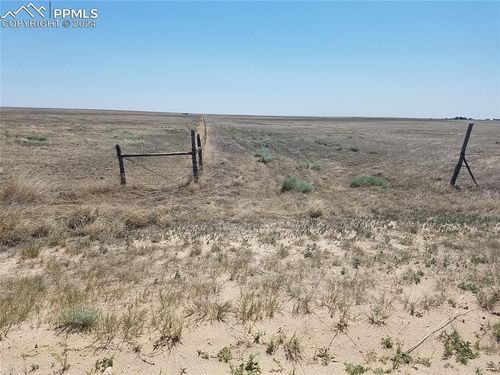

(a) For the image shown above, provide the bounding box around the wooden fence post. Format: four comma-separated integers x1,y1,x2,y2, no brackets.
196,133,203,172
450,123,475,186
190,130,199,182
115,144,126,185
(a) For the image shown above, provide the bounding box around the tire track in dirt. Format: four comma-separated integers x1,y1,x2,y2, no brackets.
203,116,278,191
198,116,289,218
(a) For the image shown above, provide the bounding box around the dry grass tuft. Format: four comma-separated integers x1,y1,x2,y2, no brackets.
283,332,304,363
83,182,113,196
152,309,183,350
86,217,125,242
0,206,44,246
0,275,46,337
308,207,323,218
0,177,47,205
0,207,26,246
121,210,155,229
19,240,42,259
67,206,98,231
185,298,232,323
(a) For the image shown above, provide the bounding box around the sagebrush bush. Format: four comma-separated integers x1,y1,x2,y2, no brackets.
59,306,98,332
350,176,389,188
281,177,313,193
255,147,275,163
297,181,314,193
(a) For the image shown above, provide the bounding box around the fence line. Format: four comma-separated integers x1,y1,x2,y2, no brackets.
198,117,208,147
115,118,207,186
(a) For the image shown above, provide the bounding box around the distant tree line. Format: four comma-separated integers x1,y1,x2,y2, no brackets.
450,116,473,120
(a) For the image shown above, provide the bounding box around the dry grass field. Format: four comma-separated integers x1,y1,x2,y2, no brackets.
0,107,499,375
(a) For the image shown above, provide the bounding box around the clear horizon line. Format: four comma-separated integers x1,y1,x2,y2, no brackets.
1,105,497,121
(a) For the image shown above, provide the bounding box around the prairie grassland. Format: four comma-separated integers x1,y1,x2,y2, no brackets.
0,108,499,374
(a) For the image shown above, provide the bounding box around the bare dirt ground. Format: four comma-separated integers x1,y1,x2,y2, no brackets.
0,107,499,375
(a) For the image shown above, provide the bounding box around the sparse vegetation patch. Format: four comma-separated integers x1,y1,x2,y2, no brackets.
442,329,479,364
350,176,389,188
59,306,98,333
281,177,313,193
255,147,275,163
6,133,48,142
0,109,499,373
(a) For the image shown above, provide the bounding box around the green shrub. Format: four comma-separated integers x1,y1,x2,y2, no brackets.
217,346,233,363
12,134,48,142
281,177,299,192
255,147,275,163
442,329,479,364
381,336,393,349
296,181,314,193
345,363,369,375
471,255,489,264
281,177,313,193
391,345,413,369
59,306,98,332
230,354,261,375
458,282,479,294
22,135,47,142
350,176,388,188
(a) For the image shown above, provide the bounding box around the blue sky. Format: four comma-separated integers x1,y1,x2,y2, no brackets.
1,1,499,118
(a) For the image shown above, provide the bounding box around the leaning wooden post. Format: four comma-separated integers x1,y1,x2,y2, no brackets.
115,144,126,185
450,123,474,186
196,133,203,172
190,130,199,182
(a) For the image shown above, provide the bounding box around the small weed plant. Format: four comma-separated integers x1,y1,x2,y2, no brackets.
345,363,369,375
442,329,479,364
230,354,261,375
